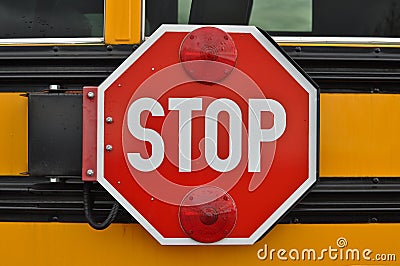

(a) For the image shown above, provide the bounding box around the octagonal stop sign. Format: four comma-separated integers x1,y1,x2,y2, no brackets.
87,25,318,245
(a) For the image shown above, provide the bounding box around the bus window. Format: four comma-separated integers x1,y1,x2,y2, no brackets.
312,0,400,37
146,0,400,38
0,0,103,39
249,0,312,33
145,0,178,35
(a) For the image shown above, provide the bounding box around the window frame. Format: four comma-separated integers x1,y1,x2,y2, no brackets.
0,0,106,45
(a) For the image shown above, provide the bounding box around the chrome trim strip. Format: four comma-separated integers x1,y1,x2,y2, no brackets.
273,36,400,45
0,37,104,45
141,0,145,41
4,34,400,46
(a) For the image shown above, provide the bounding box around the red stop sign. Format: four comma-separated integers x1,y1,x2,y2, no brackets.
93,25,317,245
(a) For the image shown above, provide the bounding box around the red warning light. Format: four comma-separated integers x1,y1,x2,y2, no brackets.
179,186,237,243
179,27,237,82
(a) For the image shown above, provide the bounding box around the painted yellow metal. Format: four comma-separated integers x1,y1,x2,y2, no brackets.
320,94,400,177
0,223,397,265
105,0,142,44
0,93,27,175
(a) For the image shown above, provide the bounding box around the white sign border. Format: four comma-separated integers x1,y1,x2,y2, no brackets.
97,24,318,245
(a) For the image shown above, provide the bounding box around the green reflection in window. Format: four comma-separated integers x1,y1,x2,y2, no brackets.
178,0,191,24
177,0,312,32
249,0,312,32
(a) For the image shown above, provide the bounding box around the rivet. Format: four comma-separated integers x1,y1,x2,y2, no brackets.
105,117,113,124
86,169,94,176
50,177,59,183
105,145,113,151
87,91,95,99
118,83,122,87
151,67,155,71
117,181,121,184
49,84,60,90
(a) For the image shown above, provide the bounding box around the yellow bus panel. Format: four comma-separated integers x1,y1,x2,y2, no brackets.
320,93,400,177
0,93,27,175
105,0,142,44
0,223,397,266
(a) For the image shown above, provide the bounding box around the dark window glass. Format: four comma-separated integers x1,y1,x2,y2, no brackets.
0,0,103,38
312,0,400,37
146,0,400,38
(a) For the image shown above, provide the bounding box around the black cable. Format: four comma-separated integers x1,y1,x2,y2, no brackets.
83,181,119,230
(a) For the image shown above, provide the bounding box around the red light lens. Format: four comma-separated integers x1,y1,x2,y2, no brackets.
179,186,237,243
179,27,237,82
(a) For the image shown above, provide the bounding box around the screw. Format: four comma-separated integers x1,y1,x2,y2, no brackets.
118,83,122,87
117,181,121,184
105,145,113,151
151,67,155,71
86,169,94,176
105,117,113,124
87,91,95,99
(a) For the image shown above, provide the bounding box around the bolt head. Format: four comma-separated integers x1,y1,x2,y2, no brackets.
105,117,113,124
105,144,113,151
87,91,95,99
86,169,94,176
